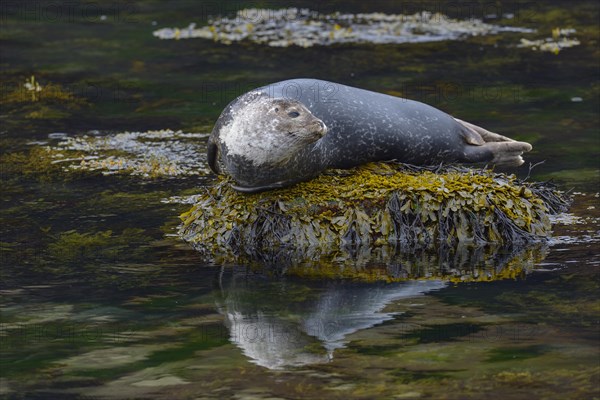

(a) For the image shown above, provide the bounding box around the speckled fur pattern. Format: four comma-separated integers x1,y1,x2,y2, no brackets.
208,79,532,192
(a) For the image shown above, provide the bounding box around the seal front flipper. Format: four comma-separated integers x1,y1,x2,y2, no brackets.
207,135,221,174
231,181,288,193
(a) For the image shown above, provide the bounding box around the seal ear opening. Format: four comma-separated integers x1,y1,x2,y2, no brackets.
207,137,220,174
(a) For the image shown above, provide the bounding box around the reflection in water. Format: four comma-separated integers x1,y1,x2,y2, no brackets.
1,0,598,396
204,242,550,282
212,242,550,369
214,266,445,369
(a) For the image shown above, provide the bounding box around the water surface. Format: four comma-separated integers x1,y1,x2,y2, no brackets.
1,1,598,399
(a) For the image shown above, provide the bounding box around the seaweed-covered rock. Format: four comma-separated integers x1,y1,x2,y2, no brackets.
179,163,570,265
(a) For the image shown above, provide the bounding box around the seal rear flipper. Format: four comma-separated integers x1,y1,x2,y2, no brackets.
488,141,533,167
455,118,514,143
456,119,486,146
465,141,533,167
207,137,220,174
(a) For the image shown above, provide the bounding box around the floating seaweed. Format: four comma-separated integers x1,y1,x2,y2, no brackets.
180,163,570,270
153,9,533,47
0,75,89,121
45,130,211,178
517,28,580,54
2,75,86,105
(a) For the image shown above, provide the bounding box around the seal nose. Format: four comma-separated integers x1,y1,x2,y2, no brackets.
317,120,327,136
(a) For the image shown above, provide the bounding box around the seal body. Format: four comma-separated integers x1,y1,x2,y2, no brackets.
208,79,532,192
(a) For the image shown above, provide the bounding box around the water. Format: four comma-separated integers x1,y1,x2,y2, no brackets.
1,1,598,399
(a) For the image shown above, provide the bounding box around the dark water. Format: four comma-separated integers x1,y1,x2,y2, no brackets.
1,1,599,399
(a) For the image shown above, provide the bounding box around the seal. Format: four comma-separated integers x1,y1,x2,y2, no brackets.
207,78,532,192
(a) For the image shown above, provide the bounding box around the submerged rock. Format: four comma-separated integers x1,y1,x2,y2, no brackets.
179,163,570,267
153,8,533,47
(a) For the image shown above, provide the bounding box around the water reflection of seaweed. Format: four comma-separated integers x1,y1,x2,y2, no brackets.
199,242,549,283
213,265,446,369
212,243,547,369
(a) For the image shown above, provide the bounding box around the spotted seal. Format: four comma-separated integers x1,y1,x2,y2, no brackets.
207,78,532,192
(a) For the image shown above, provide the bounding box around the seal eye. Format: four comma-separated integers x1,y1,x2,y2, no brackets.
274,108,279,113
288,111,300,118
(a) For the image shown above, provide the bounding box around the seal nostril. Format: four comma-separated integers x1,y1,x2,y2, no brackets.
319,121,327,132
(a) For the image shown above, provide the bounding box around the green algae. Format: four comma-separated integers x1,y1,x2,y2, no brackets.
0,75,89,123
70,331,229,381
494,290,600,328
83,190,171,214
347,343,405,357
144,334,230,365
389,368,453,383
398,322,487,344
47,228,150,267
0,146,92,183
486,345,550,363
1,76,87,106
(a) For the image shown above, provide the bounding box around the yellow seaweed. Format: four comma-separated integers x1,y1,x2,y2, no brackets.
180,163,570,264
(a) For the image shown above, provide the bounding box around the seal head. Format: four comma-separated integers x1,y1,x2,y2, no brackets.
208,93,328,191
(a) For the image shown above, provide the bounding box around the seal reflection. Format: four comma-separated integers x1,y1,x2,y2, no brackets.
213,266,445,369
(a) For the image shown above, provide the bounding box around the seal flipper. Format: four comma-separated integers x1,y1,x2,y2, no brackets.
457,120,486,146
232,181,288,193
455,118,532,167
485,141,533,167
463,138,532,167
455,118,514,143
207,136,220,174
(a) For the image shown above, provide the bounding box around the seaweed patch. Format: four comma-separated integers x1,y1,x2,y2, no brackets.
179,163,570,272
153,9,534,47
43,130,211,178
517,28,580,54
